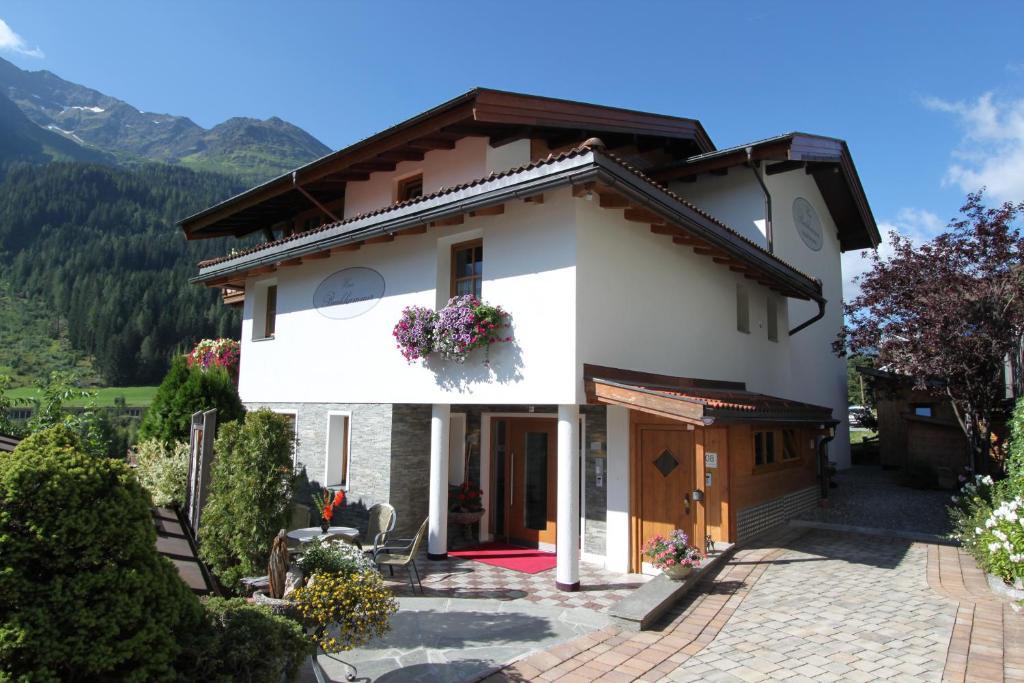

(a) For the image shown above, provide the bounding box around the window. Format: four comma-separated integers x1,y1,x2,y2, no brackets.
913,404,933,417
451,239,483,298
754,430,775,466
736,284,750,334
767,297,778,342
397,173,423,202
781,429,799,460
264,285,278,338
325,413,350,488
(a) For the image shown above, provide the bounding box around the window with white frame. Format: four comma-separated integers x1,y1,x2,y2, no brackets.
736,284,750,334
324,413,351,488
767,296,779,342
252,281,278,341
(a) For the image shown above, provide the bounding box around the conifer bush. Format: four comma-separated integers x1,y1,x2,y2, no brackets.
134,438,189,508
139,355,244,445
199,409,296,589
0,425,204,681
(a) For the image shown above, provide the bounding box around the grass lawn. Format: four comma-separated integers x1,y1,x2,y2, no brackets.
850,430,878,445
6,386,158,408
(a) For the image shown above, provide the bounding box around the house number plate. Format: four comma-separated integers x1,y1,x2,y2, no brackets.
705,452,718,469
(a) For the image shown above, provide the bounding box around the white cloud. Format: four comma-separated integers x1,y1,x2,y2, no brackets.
841,208,944,302
924,92,1024,202
0,18,43,58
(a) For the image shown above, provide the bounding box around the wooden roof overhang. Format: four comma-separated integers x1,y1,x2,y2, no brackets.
191,146,824,308
648,133,880,252
584,365,835,427
179,88,715,240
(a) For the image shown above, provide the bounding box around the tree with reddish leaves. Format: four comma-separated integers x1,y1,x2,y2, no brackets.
837,191,1024,473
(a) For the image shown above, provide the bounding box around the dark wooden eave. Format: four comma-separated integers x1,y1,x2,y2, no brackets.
179,88,714,240
648,133,880,252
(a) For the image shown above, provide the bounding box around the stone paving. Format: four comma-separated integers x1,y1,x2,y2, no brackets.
485,528,1024,683
379,550,650,612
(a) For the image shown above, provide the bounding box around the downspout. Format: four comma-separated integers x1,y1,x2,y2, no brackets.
746,147,772,254
817,421,839,502
788,292,826,336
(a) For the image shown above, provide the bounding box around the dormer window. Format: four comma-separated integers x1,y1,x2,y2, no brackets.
451,239,483,298
397,173,423,202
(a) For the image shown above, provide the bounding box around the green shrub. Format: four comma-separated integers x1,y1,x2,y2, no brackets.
139,356,244,445
0,425,205,681
185,598,309,683
297,538,376,577
199,409,295,589
135,438,189,508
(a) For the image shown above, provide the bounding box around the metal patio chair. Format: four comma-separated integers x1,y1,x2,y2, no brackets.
373,517,428,594
362,503,396,555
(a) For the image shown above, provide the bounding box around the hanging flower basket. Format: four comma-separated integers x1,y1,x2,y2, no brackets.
392,296,511,365
187,338,240,378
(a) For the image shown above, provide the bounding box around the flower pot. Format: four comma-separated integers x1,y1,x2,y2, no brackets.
320,521,330,534
449,510,485,526
662,564,694,580
986,573,1024,601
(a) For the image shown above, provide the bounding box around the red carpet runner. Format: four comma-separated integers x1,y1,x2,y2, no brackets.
448,542,557,574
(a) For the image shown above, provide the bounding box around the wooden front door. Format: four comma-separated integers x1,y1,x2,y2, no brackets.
506,418,558,545
633,424,696,570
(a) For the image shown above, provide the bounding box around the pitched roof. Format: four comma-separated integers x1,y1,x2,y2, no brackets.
584,364,835,425
179,88,714,239
193,143,824,301
649,132,879,252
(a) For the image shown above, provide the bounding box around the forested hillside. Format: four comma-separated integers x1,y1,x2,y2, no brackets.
0,162,249,386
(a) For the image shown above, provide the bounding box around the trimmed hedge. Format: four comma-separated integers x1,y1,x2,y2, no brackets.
0,425,205,681
199,409,296,589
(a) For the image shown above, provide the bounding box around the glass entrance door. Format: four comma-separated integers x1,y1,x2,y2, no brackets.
506,419,557,545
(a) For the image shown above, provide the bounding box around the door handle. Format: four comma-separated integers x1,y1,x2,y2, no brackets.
509,450,515,509
683,492,690,514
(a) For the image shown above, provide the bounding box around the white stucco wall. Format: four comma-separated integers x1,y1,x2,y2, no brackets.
239,189,579,405
343,137,531,219
671,170,851,467
574,196,792,402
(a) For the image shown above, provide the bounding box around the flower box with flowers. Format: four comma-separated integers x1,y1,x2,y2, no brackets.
188,338,240,378
393,296,511,365
642,530,704,580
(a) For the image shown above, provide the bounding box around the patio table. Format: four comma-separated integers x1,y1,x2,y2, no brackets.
287,526,359,545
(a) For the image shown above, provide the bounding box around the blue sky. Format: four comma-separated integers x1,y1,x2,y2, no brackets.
2,1,1023,298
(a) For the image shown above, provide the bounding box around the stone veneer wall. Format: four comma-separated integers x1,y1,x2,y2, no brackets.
581,405,607,556
387,404,432,536
734,486,819,544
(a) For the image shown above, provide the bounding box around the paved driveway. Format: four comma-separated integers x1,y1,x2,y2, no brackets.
488,528,1024,682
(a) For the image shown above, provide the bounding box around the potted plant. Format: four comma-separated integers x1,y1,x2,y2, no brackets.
311,488,345,533
448,480,485,525
643,530,704,580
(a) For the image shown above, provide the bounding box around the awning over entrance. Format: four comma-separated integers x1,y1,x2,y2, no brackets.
584,364,833,426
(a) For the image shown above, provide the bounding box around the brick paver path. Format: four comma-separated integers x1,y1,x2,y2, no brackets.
484,528,1024,682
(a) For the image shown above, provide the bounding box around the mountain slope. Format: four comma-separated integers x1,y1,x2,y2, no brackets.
0,89,111,164
0,162,247,385
0,57,330,182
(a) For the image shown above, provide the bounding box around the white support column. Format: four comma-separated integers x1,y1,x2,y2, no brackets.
605,405,631,574
556,403,580,591
428,403,451,560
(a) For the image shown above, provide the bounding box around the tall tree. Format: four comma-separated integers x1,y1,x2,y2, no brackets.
838,191,1024,473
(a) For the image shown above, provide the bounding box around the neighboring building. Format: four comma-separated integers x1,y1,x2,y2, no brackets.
180,89,878,586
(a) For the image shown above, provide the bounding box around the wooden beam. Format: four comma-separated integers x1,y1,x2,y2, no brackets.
488,127,532,148
248,265,277,275
598,193,629,208
364,234,395,244
572,182,596,198
470,204,505,217
378,149,426,162
305,251,331,260
431,215,464,227
395,225,428,236
407,137,457,150
279,257,303,267
623,207,665,224
523,194,544,204
672,235,701,246
765,160,805,175
331,243,362,253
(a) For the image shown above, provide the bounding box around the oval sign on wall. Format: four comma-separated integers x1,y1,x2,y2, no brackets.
792,197,823,252
313,267,386,319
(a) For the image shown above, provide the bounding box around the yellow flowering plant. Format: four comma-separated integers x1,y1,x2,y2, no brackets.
290,569,398,653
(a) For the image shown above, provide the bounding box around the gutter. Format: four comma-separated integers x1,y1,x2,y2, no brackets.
817,421,840,500
788,296,827,337
746,148,773,254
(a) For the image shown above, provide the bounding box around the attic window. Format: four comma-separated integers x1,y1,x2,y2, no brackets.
397,174,423,202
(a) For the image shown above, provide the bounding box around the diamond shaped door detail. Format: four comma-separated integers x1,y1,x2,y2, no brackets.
653,449,678,477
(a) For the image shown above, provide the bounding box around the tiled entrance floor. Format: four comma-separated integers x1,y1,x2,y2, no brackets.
380,550,650,612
